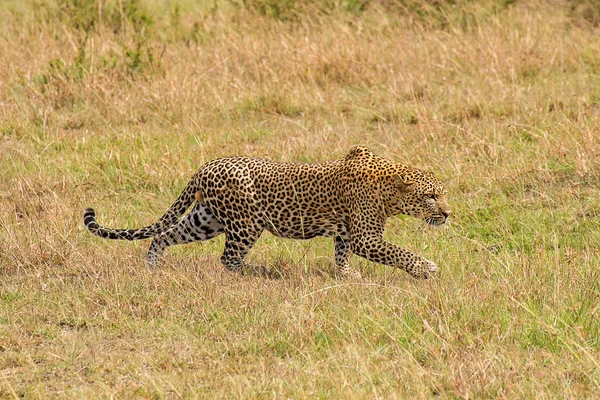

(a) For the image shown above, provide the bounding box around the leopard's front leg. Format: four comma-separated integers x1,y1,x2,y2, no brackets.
334,235,361,279
350,236,438,279
347,196,438,279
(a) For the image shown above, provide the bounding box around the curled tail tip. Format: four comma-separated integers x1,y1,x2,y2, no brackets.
83,208,97,228
83,208,112,238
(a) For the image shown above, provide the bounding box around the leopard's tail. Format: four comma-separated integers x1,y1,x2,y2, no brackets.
84,174,201,241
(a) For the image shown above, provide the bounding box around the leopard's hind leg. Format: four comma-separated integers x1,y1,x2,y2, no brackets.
146,203,224,266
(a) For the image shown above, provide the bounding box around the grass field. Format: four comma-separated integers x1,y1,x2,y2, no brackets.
1,0,600,398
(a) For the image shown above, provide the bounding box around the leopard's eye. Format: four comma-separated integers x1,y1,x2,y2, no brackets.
426,194,437,201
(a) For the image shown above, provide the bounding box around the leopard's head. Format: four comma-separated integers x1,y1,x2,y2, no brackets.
386,169,451,226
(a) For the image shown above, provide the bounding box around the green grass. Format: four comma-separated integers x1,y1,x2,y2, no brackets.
1,0,600,398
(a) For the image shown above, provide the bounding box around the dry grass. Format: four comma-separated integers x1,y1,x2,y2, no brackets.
1,0,600,398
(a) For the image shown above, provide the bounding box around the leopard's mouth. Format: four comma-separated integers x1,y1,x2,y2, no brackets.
425,215,448,227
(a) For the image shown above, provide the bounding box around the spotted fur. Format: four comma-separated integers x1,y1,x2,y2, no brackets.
84,146,451,278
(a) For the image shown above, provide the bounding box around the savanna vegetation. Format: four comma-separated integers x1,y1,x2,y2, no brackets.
1,0,599,398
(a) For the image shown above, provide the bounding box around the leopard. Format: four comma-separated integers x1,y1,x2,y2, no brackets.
83,146,451,279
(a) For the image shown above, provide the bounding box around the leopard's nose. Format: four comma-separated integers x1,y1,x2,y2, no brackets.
442,210,451,219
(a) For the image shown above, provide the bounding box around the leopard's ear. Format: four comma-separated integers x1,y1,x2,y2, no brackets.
394,175,415,192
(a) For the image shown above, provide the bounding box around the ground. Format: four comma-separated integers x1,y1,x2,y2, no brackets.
1,0,599,398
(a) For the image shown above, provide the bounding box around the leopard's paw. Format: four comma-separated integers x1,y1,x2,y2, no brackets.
336,266,362,280
408,258,438,279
